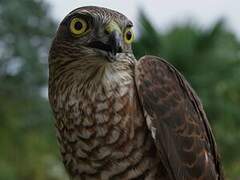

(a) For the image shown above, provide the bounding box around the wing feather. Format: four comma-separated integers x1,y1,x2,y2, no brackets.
135,55,224,180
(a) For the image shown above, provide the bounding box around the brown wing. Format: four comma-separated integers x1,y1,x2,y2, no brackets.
135,56,224,180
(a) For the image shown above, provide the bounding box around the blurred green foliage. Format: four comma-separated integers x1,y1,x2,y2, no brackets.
0,0,239,179
0,0,67,179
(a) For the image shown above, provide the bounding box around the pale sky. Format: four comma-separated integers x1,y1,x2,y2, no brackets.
46,0,240,38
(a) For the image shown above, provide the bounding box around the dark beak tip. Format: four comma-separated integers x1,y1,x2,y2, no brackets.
109,32,123,54
86,31,123,56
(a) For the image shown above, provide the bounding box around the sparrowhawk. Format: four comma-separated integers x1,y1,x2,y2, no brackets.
48,6,224,180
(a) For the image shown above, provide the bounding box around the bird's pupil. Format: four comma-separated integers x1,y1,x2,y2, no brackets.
75,21,83,30
126,31,132,40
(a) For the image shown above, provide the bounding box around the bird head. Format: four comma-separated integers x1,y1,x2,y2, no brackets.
49,6,136,92
49,6,135,64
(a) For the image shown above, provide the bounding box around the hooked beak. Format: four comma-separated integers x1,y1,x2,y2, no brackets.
108,31,122,55
86,20,123,61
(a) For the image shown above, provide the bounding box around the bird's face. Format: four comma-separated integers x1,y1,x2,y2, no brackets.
50,6,135,63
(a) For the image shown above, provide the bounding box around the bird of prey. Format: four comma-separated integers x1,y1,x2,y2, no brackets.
48,6,224,180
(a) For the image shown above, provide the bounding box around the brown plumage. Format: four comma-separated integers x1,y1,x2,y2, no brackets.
48,6,224,180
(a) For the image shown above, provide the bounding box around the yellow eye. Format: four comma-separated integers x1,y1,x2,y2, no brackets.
124,28,134,44
69,17,89,36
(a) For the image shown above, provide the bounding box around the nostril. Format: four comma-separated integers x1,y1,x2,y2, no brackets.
104,29,110,35
117,46,123,53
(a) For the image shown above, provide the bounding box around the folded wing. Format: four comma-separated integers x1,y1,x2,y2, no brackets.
135,56,223,180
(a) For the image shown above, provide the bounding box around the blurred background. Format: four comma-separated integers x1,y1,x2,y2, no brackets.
0,0,239,179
